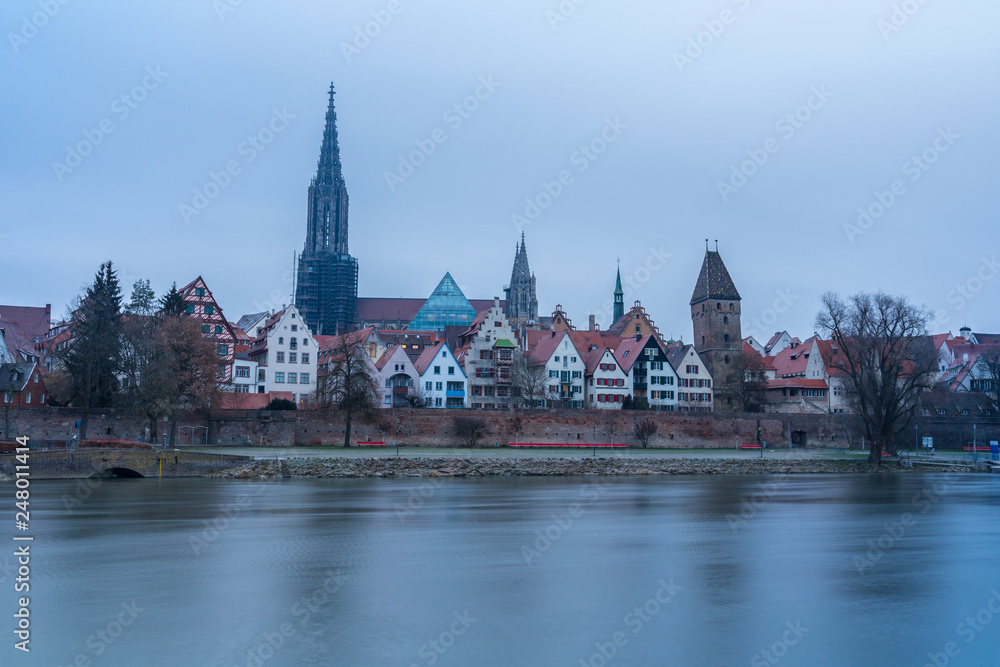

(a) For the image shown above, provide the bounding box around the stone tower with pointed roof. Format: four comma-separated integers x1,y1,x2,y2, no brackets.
504,233,538,324
295,83,359,335
690,245,742,394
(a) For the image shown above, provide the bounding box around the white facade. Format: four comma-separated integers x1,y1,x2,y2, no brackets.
377,346,420,408
586,349,632,409
669,345,714,412
417,343,467,408
231,356,260,394
541,334,586,408
250,306,318,403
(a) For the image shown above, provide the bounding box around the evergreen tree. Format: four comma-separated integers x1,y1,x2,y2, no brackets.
63,261,123,438
124,279,158,316
160,282,186,316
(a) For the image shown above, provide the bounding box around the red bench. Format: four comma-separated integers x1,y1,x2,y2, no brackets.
963,447,987,451
509,443,626,448
739,444,762,449
357,441,387,447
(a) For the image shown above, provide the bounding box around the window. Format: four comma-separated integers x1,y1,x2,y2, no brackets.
201,324,210,334
215,325,223,334
435,398,442,407
275,373,285,383
301,353,309,364
447,382,463,392
186,305,195,314
425,381,432,391
278,337,284,344
442,350,447,358
436,382,443,391
258,369,266,382
195,288,205,297
291,324,297,331
300,373,309,384
686,365,699,374
217,343,228,355
276,352,285,363
289,352,297,363
385,396,392,405
236,366,250,378
25,392,31,404
290,338,297,350
205,305,214,315
235,385,249,393
288,373,297,383
448,366,455,375
571,371,581,379
473,386,483,396
555,356,560,362
480,350,493,360
549,370,558,378
434,366,441,375
571,357,577,363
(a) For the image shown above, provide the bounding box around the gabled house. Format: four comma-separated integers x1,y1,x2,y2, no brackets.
455,297,519,410
608,301,665,345
236,312,271,341
375,346,420,408
527,330,586,408
248,305,318,403
179,276,238,385
764,337,830,413
583,346,631,409
414,341,467,408
1,362,47,407
666,343,713,412
617,334,680,411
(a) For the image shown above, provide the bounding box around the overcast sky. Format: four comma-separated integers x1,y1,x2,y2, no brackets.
3,0,998,342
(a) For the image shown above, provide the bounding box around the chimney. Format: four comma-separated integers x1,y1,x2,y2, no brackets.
551,330,556,338
494,296,500,309
589,315,596,331
635,333,641,342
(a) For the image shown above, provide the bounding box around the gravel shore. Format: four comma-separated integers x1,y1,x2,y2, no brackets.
206,456,975,479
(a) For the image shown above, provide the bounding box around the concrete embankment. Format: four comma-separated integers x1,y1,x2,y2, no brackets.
207,457,977,479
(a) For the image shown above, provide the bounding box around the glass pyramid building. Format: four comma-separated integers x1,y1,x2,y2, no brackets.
408,272,477,331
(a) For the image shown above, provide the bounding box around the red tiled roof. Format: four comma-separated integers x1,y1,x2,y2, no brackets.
614,335,653,373
527,331,568,366
769,337,816,378
355,298,505,325
768,378,829,390
413,341,446,375
0,305,51,341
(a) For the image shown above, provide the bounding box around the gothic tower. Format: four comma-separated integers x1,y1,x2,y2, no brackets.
690,244,742,388
613,264,624,324
295,84,358,335
504,232,538,323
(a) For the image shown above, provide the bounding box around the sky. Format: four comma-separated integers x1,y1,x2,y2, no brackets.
2,0,998,343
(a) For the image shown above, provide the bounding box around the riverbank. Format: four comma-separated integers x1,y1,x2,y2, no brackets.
207,456,978,478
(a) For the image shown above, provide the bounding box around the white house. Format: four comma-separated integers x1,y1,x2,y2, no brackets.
528,331,586,408
455,297,520,410
414,342,467,408
231,354,260,394
247,305,318,404
617,334,680,411
375,345,420,408
666,343,713,412
584,346,632,409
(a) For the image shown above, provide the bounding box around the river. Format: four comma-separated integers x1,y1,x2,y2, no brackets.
4,474,999,666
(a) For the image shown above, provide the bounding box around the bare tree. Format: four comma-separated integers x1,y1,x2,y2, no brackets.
512,351,546,408
454,416,489,448
507,413,524,444
633,418,658,448
730,348,770,413
315,332,380,447
816,292,938,465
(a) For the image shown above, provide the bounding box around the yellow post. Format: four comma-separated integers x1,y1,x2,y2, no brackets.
159,456,162,480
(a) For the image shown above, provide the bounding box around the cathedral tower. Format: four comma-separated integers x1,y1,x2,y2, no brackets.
504,233,538,323
295,84,358,335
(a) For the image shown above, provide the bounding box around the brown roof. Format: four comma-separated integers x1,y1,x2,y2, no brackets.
413,341,446,375
0,305,51,341
690,250,741,305
355,297,505,325
527,330,569,366
614,335,653,373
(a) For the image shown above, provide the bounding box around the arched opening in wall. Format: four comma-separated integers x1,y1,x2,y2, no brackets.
724,316,728,324
791,431,808,446
717,303,721,310
701,336,705,346
99,467,145,479
724,334,730,345
730,303,734,312
725,355,730,364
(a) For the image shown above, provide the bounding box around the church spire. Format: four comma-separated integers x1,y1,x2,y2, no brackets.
504,232,538,323
613,262,624,323
315,83,344,188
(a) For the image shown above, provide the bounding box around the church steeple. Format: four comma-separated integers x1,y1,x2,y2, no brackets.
613,262,624,323
504,232,538,323
304,83,350,256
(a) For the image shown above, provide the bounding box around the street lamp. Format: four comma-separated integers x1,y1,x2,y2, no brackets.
162,416,168,452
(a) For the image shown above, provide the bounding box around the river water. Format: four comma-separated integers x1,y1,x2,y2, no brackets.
4,474,999,666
